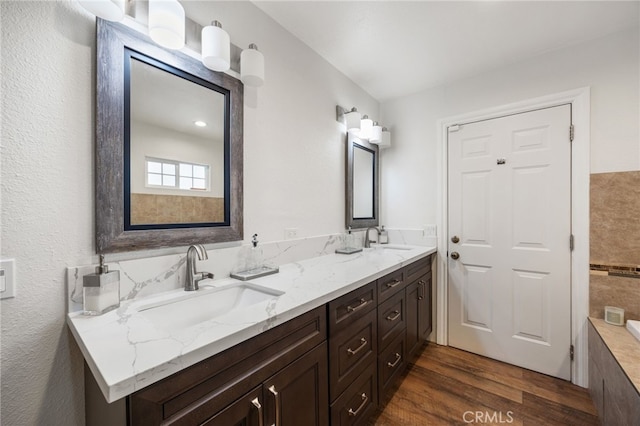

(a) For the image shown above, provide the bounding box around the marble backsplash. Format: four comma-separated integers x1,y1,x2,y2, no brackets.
590,171,640,321
67,228,437,313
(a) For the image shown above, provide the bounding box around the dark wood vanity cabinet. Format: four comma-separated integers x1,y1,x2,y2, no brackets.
588,321,640,426
94,255,434,426
328,254,434,421
328,281,378,425
127,306,328,425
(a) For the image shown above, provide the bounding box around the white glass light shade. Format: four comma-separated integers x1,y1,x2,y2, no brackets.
359,115,373,140
370,122,383,144
379,128,391,148
148,0,185,50
202,21,231,72
345,109,361,133
78,0,125,21
241,44,265,87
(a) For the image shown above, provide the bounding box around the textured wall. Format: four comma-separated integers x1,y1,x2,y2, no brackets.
1,2,93,425
0,1,378,425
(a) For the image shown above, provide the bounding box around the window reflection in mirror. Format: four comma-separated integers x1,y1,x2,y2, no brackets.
125,52,229,229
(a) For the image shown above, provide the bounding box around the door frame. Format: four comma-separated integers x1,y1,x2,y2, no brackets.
435,87,590,387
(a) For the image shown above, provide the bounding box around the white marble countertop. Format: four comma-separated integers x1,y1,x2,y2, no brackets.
67,245,436,403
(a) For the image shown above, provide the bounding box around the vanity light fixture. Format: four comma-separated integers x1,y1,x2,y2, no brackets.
240,44,265,87
336,106,362,133
148,0,186,50
379,127,391,148
78,0,125,21
370,121,383,144
201,21,231,72
359,115,373,140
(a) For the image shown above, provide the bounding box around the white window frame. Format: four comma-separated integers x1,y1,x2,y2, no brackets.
145,157,210,192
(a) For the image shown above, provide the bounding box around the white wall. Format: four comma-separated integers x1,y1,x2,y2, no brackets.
0,1,377,425
379,27,640,228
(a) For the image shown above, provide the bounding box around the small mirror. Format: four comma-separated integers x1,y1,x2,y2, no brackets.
346,132,379,229
96,19,243,253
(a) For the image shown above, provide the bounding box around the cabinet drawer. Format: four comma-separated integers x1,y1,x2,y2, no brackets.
330,361,378,426
404,255,431,283
329,310,377,401
329,281,377,334
377,269,405,302
378,290,406,351
378,333,405,406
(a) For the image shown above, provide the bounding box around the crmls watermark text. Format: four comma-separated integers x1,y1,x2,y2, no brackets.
462,411,514,424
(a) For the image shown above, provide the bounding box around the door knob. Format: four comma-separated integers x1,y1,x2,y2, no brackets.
450,252,460,260
451,236,460,243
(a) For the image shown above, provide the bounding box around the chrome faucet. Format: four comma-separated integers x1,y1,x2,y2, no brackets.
364,226,381,248
185,244,214,291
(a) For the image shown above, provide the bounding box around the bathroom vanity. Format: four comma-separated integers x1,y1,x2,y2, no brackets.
588,318,640,425
70,245,435,425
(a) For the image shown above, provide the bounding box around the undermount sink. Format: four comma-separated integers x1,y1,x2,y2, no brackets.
368,244,413,251
137,281,284,332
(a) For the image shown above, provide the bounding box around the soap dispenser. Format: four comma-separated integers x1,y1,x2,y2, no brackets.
83,255,120,315
247,234,264,272
335,226,363,254
379,226,389,244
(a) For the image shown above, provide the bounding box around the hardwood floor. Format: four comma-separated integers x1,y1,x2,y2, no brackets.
371,344,599,426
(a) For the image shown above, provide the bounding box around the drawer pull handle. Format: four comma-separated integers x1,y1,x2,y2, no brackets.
347,337,368,356
387,353,401,368
251,397,264,426
386,310,401,322
347,393,368,417
268,385,281,426
347,298,369,313
386,279,402,288
418,280,425,300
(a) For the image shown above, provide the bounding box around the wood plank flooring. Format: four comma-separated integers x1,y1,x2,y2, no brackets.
370,344,599,426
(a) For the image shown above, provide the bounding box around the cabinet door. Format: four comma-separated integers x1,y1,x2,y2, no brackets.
418,271,432,340
264,343,329,426
201,386,263,426
405,281,420,359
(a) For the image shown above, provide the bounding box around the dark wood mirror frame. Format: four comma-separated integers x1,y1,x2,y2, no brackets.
96,19,243,253
346,132,379,229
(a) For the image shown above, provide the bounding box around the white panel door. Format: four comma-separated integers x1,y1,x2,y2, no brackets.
448,105,572,380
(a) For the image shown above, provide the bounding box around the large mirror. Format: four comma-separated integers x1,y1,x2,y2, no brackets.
346,132,379,229
96,19,243,253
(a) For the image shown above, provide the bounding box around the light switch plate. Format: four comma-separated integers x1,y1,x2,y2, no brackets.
0,259,16,299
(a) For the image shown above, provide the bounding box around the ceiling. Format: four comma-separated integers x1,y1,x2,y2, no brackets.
252,1,640,101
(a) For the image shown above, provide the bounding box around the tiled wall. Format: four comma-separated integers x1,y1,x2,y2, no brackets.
130,193,224,224
590,171,640,321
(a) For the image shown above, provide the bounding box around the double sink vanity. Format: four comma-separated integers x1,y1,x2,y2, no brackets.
69,245,436,425
71,15,435,425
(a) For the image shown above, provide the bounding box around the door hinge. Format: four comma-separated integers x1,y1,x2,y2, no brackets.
570,344,574,361
570,124,575,142
570,234,574,251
